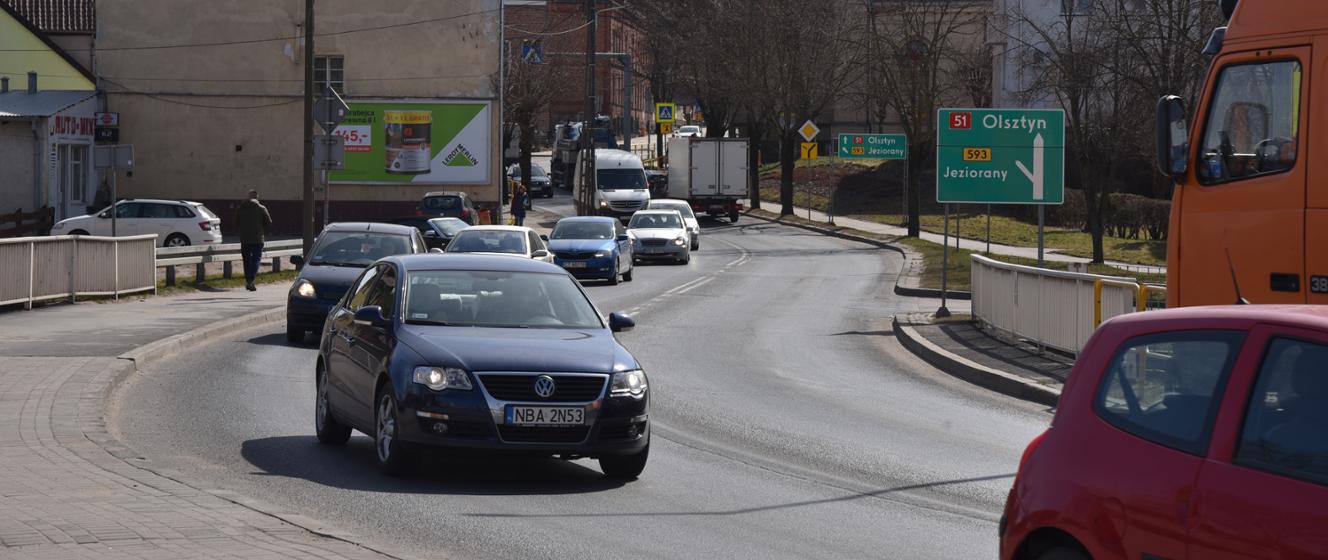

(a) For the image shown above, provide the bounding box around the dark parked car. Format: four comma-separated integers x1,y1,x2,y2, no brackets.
313,254,650,478
419,191,478,225
1002,306,1328,560
507,163,553,199
388,216,469,251
548,216,634,284
286,223,426,343
645,169,668,198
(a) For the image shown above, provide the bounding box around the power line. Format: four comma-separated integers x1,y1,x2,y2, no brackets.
99,78,303,110
0,7,497,53
503,4,628,37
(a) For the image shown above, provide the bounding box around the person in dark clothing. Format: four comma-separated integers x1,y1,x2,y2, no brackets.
235,190,272,291
510,182,527,226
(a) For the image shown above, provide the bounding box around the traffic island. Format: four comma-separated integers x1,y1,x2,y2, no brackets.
893,312,1065,407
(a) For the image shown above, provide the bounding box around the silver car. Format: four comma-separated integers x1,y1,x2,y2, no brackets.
646,199,700,250
628,210,690,265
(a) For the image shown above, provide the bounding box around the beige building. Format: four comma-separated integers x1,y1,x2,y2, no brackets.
96,0,502,234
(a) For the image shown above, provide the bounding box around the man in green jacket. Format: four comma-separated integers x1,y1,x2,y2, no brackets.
235,190,272,291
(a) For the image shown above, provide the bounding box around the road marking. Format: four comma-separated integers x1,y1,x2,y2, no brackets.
667,277,710,294
674,277,713,294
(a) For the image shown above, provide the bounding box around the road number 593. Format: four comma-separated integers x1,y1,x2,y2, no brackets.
963,148,991,161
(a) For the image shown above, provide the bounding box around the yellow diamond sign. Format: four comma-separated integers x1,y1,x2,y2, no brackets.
798,120,820,142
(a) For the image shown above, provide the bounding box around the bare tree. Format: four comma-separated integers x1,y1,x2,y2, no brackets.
501,26,580,193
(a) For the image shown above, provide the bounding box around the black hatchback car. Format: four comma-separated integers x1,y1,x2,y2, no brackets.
314,254,650,478
286,223,426,343
419,191,478,225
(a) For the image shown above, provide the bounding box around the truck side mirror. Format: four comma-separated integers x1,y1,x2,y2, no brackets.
1156,95,1189,180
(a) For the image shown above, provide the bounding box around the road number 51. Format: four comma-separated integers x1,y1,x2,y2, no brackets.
950,112,972,129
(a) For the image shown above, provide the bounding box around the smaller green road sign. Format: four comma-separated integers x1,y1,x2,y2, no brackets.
936,108,1065,204
837,133,907,159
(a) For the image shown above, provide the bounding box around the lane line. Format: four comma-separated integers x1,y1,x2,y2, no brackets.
674,277,714,294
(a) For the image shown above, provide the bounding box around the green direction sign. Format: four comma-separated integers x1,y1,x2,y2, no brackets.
837,133,907,159
936,108,1065,204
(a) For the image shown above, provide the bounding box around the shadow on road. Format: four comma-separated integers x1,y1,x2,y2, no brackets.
240,436,627,496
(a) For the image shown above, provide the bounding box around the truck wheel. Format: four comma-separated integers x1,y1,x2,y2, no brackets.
729,208,740,223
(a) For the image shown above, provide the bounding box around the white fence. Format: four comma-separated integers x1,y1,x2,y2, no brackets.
0,235,157,309
970,254,1142,355
156,239,304,284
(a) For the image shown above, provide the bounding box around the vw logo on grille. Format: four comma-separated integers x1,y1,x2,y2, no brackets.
533,375,556,398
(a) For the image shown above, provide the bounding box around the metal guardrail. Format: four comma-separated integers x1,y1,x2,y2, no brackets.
971,254,1143,355
155,239,303,285
0,234,157,309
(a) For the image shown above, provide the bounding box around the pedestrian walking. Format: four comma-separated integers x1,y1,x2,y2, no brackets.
235,190,272,291
510,182,527,226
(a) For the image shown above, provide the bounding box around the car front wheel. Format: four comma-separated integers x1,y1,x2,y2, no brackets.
608,258,620,285
599,437,649,480
314,366,351,445
375,389,415,475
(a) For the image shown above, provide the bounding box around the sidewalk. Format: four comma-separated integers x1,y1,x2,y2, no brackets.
0,287,398,558
756,201,1165,276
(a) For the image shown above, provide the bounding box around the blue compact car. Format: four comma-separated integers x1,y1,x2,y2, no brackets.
547,216,634,284
314,254,650,479
286,222,426,343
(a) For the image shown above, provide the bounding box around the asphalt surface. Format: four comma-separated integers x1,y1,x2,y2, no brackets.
111,191,1050,559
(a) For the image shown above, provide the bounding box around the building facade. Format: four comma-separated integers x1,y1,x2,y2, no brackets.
93,0,502,235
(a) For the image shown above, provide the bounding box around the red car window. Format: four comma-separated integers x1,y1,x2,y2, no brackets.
1235,337,1328,487
1095,331,1245,456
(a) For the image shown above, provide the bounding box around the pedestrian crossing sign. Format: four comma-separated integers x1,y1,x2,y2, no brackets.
656,103,676,124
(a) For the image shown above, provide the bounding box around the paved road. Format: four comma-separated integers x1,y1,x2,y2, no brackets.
110,213,1049,559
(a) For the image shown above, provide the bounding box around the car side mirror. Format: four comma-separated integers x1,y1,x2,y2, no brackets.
1155,95,1189,180
429,247,443,253
531,249,550,259
609,312,635,333
290,255,304,266
423,230,439,238
540,234,550,242
354,306,391,329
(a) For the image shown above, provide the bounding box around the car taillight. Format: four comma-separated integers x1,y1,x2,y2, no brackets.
460,209,471,219
199,221,212,231
415,209,424,216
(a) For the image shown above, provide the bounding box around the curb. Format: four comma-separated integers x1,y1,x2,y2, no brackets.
83,307,412,559
892,315,1060,407
745,210,972,300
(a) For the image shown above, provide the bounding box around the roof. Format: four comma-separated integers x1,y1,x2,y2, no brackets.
456,225,534,233
392,253,566,274
555,216,617,223
1105,305,1328,331
0,89,94,118
322,222,419,235
592,149,644,166
422,191,468,198
0,0,94,33
1227,0,1328,42
0,1,96,85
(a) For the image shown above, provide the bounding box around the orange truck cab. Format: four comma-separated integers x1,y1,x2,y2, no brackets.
1157,0,1328,307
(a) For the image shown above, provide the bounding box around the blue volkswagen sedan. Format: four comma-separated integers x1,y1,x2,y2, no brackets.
314,254,650,479
286,222,426,343
548,216,634,284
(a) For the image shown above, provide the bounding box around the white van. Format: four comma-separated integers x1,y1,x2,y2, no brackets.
572,149,651,220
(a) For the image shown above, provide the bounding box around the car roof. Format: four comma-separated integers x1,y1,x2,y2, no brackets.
633,209,682,216
391,254,565,274
455,225,533,233
556,216,617,224
422,191,467,198
119,198,200,206
592,149,644,165
322,222,419,235
649,199,687,205
1105,305,1328,332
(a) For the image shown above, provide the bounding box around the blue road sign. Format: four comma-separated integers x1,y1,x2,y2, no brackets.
521,43,544,64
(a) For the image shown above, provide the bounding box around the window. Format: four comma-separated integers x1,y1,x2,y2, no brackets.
405,270,602,329
1236,338,1328,487
347,266,381,309
113,203,142,219
173,204,197,218
141,203,177,219
314,55,344,94
1096,331,1245,455
58,145,88,204
1197,60,1301,184
527,231,544,253
363,266,398,316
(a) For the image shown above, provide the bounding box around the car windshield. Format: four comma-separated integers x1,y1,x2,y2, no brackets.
629,213,682,229
597,169,646,190
404,270,603,329
679,126,699,133
389,217,431,234
445,230,528,254
650,202,693,219
428,218,468,237
423,196,461,211
309,232,413,267
508,165,548,178
552,221,615,240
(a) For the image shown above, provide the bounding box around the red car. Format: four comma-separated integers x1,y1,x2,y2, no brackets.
1001,305,1328,560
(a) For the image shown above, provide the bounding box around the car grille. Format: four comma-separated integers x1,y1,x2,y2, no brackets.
556,251,598,260
640,239,667,247
498,425,590,443
609,200,645,211
319,288,347,301
478,374,606,402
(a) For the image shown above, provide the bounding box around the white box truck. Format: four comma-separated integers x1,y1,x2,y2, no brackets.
666,137,748,223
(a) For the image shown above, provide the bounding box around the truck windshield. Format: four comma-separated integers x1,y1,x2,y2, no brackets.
597,169,646,190
1197,60,1301,184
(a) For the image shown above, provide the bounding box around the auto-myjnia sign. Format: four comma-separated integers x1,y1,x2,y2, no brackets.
936,108,1065,204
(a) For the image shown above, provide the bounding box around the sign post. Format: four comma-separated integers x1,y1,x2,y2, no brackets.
936,108,1066,313
837,133,909,227
93,145,134,237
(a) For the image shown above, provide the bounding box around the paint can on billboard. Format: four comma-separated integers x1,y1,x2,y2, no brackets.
384,110,432,174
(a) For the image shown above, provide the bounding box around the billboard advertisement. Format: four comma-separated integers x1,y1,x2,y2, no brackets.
329,100,491,184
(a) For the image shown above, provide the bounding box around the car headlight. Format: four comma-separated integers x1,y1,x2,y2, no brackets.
610,369,648,398
412,366,473,391
292,279,316,298
594,250,608,258
599,200,609,208
673,236,686,246
51,222,65,230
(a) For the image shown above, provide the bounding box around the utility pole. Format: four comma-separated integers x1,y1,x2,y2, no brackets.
578,0,597,215
301,0,316,256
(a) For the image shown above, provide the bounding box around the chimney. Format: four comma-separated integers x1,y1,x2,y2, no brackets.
1,77,8,94
27,72,37,93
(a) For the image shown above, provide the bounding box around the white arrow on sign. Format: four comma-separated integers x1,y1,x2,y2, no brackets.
1015,133,1044,200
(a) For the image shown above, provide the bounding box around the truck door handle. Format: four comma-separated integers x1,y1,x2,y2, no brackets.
1270,273,1300,292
